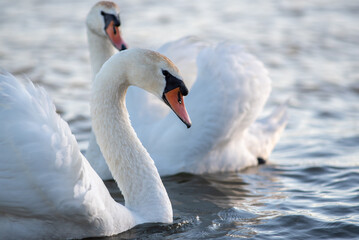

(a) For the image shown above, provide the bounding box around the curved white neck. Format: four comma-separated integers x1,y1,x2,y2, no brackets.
87,28,116,79
90,56,172,223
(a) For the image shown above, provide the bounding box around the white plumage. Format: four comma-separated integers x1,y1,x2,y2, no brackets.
0,48,183,239
88,36,288,178
130,38,287,175
84,2,288,179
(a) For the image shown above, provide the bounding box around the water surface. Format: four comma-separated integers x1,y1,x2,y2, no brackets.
0,0,358,239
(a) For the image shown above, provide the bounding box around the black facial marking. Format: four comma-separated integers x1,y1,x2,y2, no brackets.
101,11,121,31
161,70,188,96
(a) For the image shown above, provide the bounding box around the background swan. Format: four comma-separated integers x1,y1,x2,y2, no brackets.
0,48,190,239
85,1,287,178
85,1,128,179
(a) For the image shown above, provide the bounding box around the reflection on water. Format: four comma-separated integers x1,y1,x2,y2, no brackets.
1,0,359,239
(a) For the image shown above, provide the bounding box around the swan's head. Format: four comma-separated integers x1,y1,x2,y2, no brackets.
161,66,192,128
86,1,127,51
131,49,191,128
100,49,192,128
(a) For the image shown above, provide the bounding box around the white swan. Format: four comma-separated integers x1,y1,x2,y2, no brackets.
85,2,288,178
0,48,191,239
85,1,128,179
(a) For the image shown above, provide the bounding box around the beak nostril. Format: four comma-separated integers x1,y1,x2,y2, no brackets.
177,91,182,104
113,24,117,35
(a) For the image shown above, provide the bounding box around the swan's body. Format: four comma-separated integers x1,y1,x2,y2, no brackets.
0,48,190,239
130,40,287,175
85,2,287,179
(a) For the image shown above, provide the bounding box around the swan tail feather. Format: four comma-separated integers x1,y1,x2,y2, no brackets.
246,100,289,161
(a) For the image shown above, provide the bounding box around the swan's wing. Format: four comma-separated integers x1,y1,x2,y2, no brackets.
0,72,133,238
244,100,288,161
157,36,209,89
148,43,272,175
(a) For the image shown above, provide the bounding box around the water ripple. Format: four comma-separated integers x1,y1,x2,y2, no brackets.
1,0,358,239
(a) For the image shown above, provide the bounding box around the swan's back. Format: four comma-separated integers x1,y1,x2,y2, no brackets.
0,72,131,239
157,36,209,89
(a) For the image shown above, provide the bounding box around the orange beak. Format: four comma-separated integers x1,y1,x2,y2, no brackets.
105,21,127,51
163,87,191,128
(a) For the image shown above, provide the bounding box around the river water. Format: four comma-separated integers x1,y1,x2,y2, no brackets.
0,0,358,239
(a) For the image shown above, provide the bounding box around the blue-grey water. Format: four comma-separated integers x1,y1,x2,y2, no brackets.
0,0,358,239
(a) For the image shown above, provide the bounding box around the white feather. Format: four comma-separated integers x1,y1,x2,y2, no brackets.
83,3,288,178
0,47,178,239
87,36,288,177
